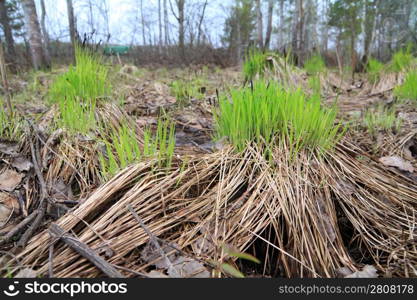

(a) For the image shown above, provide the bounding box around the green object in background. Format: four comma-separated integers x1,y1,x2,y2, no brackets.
103,46,129,55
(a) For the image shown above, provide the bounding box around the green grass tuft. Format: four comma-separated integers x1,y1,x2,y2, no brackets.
304,54,326,75
0,100,22,140
214,81,343,156
389,48,414,72
99,119,176,179
308,75,322,98
170,78,205,107
49,46,110,104
363,105,401,136
394,70,417,102
367,58,385,83
99,123,142,179
243,49,271,81
49,46,110,134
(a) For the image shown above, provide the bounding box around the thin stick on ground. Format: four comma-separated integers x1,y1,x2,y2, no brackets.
0,210,38,246
48,243,54,278
17,131,48,248
17,204,46,248
48,223,124,278
127,204,180,277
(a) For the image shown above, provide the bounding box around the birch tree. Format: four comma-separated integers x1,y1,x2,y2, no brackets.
21,0,49,69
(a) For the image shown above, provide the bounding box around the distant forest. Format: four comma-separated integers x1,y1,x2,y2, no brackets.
0,1,416,69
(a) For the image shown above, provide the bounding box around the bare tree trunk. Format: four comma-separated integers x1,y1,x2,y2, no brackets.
197,0,208,46
322,0,329,52
350,18,356,82
0,43,12,114
39,0,51,63
158,0,162,49
164,0,169,45
171,0,185,58
87,0,94,33
21,0,49,70
291,0,299,53
363,0,376,63
351,34,356,81
178,0,185,57
298,0,305,64
66,0,77,62
140,0,146,45
264,0,274,50
0,0,16,70
256,0,263,48
279,0,284,49
101,0,110,40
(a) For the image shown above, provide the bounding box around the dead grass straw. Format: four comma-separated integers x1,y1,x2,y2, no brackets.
14,136,417,278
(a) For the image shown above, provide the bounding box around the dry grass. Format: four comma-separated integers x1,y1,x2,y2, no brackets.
13,134,417,278
38,103,144,198
3,64,416,279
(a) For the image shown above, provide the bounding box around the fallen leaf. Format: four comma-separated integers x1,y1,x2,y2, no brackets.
11,156,33,172
15,268,37,278
0,205,12,225
49,179,73,201
0,169,24,192
0,192,19,210
336,267,353,278
153,82,170,95
140,242,179,269
0,192,19,225
192,236,215,255
403,140,417,160
0,141,19,156
379,156,414,173
344,265,378,278
168,257,210,278
398,112,417,124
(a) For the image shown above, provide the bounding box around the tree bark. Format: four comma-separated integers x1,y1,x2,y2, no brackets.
264,0,274,50
298,0,304,64
256,0,263,48
322,0,329,52
279,0,284,49
140,0,146,45
350,22,356,81
87,0,94,33
66,0,77,62
178,0,185,57
236,14,241,64
171,0,185,58
363,0,376,62
164,0,169,45
197,0,208,46
21,0,49,70
158,0,162,49
291,0,299,53
0,0,16,69
39,0,51,63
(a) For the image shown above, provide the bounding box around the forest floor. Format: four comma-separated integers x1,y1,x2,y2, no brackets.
0,58,416,278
